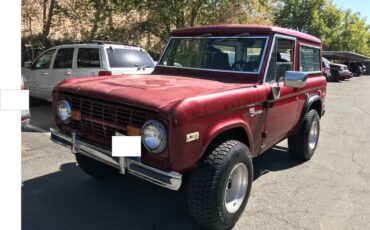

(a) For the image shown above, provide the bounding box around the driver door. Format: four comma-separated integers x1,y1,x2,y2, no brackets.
261,36,299,152
29,49,56,100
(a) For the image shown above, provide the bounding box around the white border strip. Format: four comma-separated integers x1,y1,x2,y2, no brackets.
0,90,29,111
0,0,21,228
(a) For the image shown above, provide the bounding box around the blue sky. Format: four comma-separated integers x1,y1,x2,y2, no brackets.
332,0,370,24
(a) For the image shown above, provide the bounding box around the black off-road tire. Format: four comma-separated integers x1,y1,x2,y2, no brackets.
187,140,253,230
75,154,119,179
288,109,320,160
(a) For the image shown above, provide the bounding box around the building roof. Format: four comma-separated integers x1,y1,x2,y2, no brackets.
171,24,321,44
323,51,370,61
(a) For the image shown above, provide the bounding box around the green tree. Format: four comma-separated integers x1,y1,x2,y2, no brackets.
131,0,277,56
275,0,370,56
340,10,370,55
274,0,326,32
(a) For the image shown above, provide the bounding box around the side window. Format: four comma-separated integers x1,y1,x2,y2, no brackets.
53,48,74,69
77,48,101,68
265,41,277,83
32,49,55,69
265,38,295,83
299,45,321,72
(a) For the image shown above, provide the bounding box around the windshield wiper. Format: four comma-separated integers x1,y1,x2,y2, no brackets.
135,64,154,70
142,65,153,70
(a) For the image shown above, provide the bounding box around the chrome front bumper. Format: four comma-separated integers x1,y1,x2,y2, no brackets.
50,128,182,190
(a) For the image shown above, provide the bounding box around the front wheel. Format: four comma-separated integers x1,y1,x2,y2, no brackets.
288,109,320,160
187,140,253,230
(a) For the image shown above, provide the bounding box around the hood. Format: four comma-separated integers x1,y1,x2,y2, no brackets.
55,74,254,111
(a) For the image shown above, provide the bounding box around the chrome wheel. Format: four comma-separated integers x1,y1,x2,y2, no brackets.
308,120,319,151
224,163,248,214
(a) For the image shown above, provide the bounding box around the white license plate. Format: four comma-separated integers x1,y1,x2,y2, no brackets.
112,133,141,157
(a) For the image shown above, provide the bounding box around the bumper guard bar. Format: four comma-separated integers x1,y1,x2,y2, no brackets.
50,128,182,190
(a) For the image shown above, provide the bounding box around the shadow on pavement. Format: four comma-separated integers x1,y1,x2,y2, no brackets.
22,145,302,230
29,97,50,107
253,146,303,180
22,163,204,230
23,98,55,133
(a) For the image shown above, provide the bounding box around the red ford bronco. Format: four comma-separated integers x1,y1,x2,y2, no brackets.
51,25,326,229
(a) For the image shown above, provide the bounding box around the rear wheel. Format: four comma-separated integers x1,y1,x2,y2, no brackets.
187,140,253,230
288,110,320,160
75,154,119,179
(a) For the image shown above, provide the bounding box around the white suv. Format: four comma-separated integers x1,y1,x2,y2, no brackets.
22,41,155,101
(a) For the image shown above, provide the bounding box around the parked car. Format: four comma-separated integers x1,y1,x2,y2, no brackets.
21,75,31,128
22,41,155,101
329,63,352,80
347,62,363,77
358,62,367,74
50,25,326,229
322,57,333,81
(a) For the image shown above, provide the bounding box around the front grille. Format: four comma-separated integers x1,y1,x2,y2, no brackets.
64,94,149,141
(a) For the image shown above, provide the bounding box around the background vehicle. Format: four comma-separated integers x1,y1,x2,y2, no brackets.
347,62,363,77
329,63,352,80
22,41,155,101
322,57,333,81
50,25,326,229
21,75,30,128
359,62,367,74
350,62,366,76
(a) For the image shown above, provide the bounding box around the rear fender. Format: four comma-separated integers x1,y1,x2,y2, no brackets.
294,94,322,134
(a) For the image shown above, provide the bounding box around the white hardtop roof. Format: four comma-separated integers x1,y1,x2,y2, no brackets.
51,42,143,50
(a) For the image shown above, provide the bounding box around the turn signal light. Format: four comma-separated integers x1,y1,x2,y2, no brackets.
127,125,140,136
71,110,81,121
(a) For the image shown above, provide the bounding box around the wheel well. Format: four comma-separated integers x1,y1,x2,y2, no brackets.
309,99,322,118
207,127,250,151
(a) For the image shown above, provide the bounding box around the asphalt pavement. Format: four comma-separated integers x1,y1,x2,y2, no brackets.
22,76,370,230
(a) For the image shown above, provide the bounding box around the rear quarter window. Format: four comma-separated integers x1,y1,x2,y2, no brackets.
77,48,101,68
299,45,321,72
106,48,154,68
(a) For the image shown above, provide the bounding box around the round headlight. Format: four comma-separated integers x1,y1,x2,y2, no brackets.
57,100,71,124
141,120,167,153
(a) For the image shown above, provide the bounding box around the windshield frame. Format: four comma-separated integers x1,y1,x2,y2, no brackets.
157,36,270,75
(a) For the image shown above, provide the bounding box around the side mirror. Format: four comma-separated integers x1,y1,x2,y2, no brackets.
284,71,307,88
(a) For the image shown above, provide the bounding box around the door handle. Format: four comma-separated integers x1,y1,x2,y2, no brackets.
42,72,48,76
64,71,72,76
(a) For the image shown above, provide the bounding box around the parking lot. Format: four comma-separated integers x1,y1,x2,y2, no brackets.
22,76,370,230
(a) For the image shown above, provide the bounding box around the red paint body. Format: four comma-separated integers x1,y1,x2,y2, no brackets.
52,25,327,173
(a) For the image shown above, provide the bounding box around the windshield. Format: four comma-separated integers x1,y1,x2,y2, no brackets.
159,37,268,73
322,59,330,68
106,48,154,68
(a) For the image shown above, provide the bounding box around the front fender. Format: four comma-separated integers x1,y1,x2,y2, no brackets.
201,119,254,158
